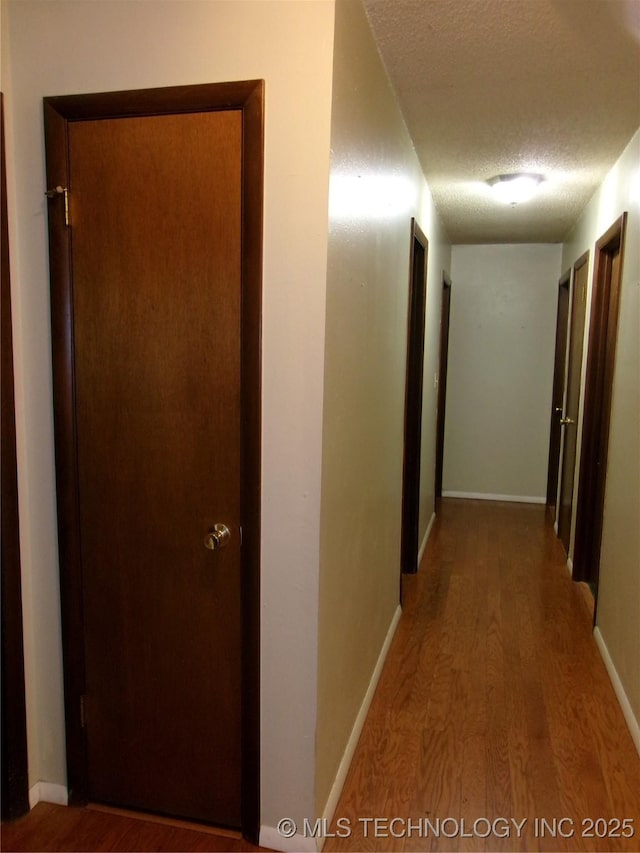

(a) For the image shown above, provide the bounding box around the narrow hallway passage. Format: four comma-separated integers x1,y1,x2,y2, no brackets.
325,499,640,852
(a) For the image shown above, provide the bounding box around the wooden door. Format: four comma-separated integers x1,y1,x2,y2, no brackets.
44,84,263,835
401,219,428,574
557,253,588,555
545,273,570,514
434,273,451,501
573,215,627,600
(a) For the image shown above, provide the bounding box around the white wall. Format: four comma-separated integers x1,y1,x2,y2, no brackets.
3,0,335,830
444,244,562,502
561,128,640,731
316,0,450,818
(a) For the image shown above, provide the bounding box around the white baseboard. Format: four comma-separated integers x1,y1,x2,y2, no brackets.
418,512,436,567
319,604,402,841
593,627,640,757
442,491,545,505
259,825,319,853
29,782,68,809
567,557,574,576
553,520,558,534
261,605,403,853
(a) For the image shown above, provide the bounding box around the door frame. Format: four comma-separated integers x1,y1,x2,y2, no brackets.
401,218,429,574
557,250,589,554
43,81,263,841
572,213,627,607
434,271,451,501
545,269,570,511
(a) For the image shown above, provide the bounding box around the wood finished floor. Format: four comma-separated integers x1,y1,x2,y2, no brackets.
3,499,639,852
1,803,266,852
324,499,640,852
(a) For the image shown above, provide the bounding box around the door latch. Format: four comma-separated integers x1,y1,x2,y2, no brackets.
45,185,69,227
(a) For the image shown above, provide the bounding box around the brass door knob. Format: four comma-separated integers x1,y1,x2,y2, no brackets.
560,417,575,425
204,524,231,550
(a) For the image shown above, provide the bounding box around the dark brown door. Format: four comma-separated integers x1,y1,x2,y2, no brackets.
573,215,627,601
401,219,428,574
557,253,588,555
434,273,451,501
545,272,570,513
44,84,263,834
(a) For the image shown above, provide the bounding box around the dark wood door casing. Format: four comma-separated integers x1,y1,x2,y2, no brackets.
545,271,570,512
557,253,588,556
435,272,451,500
401,218,429,575
43,81,263,841
573,214,627,605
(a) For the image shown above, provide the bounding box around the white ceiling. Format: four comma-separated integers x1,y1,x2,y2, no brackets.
362,0,640,243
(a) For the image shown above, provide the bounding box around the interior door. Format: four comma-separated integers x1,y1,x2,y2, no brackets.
44,84,263,833
573,215,627,599
557,253,588,555
545,273,570,513
434,273,451,500
401,219,428,574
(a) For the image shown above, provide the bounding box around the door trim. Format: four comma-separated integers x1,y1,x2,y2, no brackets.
401,218,429,574
435,271,451,501
545,268,570,511
43,81,263,842
557,250,589,554
573,213,627,609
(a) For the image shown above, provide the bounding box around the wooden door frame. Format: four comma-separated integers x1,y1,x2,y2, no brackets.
43,81,263,842
1,92,31,822
572,213,627,605
545,269,571,510
557,250,589,554
434,271,451,501
401,218,428,574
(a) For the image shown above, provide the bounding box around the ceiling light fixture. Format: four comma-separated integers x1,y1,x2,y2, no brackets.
488,173,544,205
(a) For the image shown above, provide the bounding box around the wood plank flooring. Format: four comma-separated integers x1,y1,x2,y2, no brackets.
1,803,265,852
324,499,640,852
3,499,639,852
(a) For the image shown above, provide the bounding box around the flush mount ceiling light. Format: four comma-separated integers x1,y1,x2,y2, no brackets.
488,173,544,205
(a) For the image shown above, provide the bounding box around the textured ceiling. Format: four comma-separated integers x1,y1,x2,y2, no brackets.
362,0,640,243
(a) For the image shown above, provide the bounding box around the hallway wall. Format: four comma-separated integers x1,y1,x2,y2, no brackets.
2,0,335,830
561,127,640,738
316,0,450,819
443,244,562,502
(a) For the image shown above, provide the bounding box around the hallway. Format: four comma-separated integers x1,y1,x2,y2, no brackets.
325,499,640,852
2,499,640,852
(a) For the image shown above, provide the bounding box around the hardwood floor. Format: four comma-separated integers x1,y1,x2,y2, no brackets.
3,499,639,852
324,499,640,852
1,803,266,852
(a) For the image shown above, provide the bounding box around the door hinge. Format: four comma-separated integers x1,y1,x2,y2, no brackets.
80,694,86,728
45,185,69,227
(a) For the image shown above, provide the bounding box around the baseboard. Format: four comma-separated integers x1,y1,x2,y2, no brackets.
261,605,403,853
28,782,68,809
318,603,402,843
418,512,436,567
593,627,640,757
441,491,545,505
553,520,558,534
259,825,319,853
567,557,573,576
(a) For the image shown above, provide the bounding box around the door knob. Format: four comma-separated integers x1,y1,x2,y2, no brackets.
204,524,231,550
560,417,575,425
